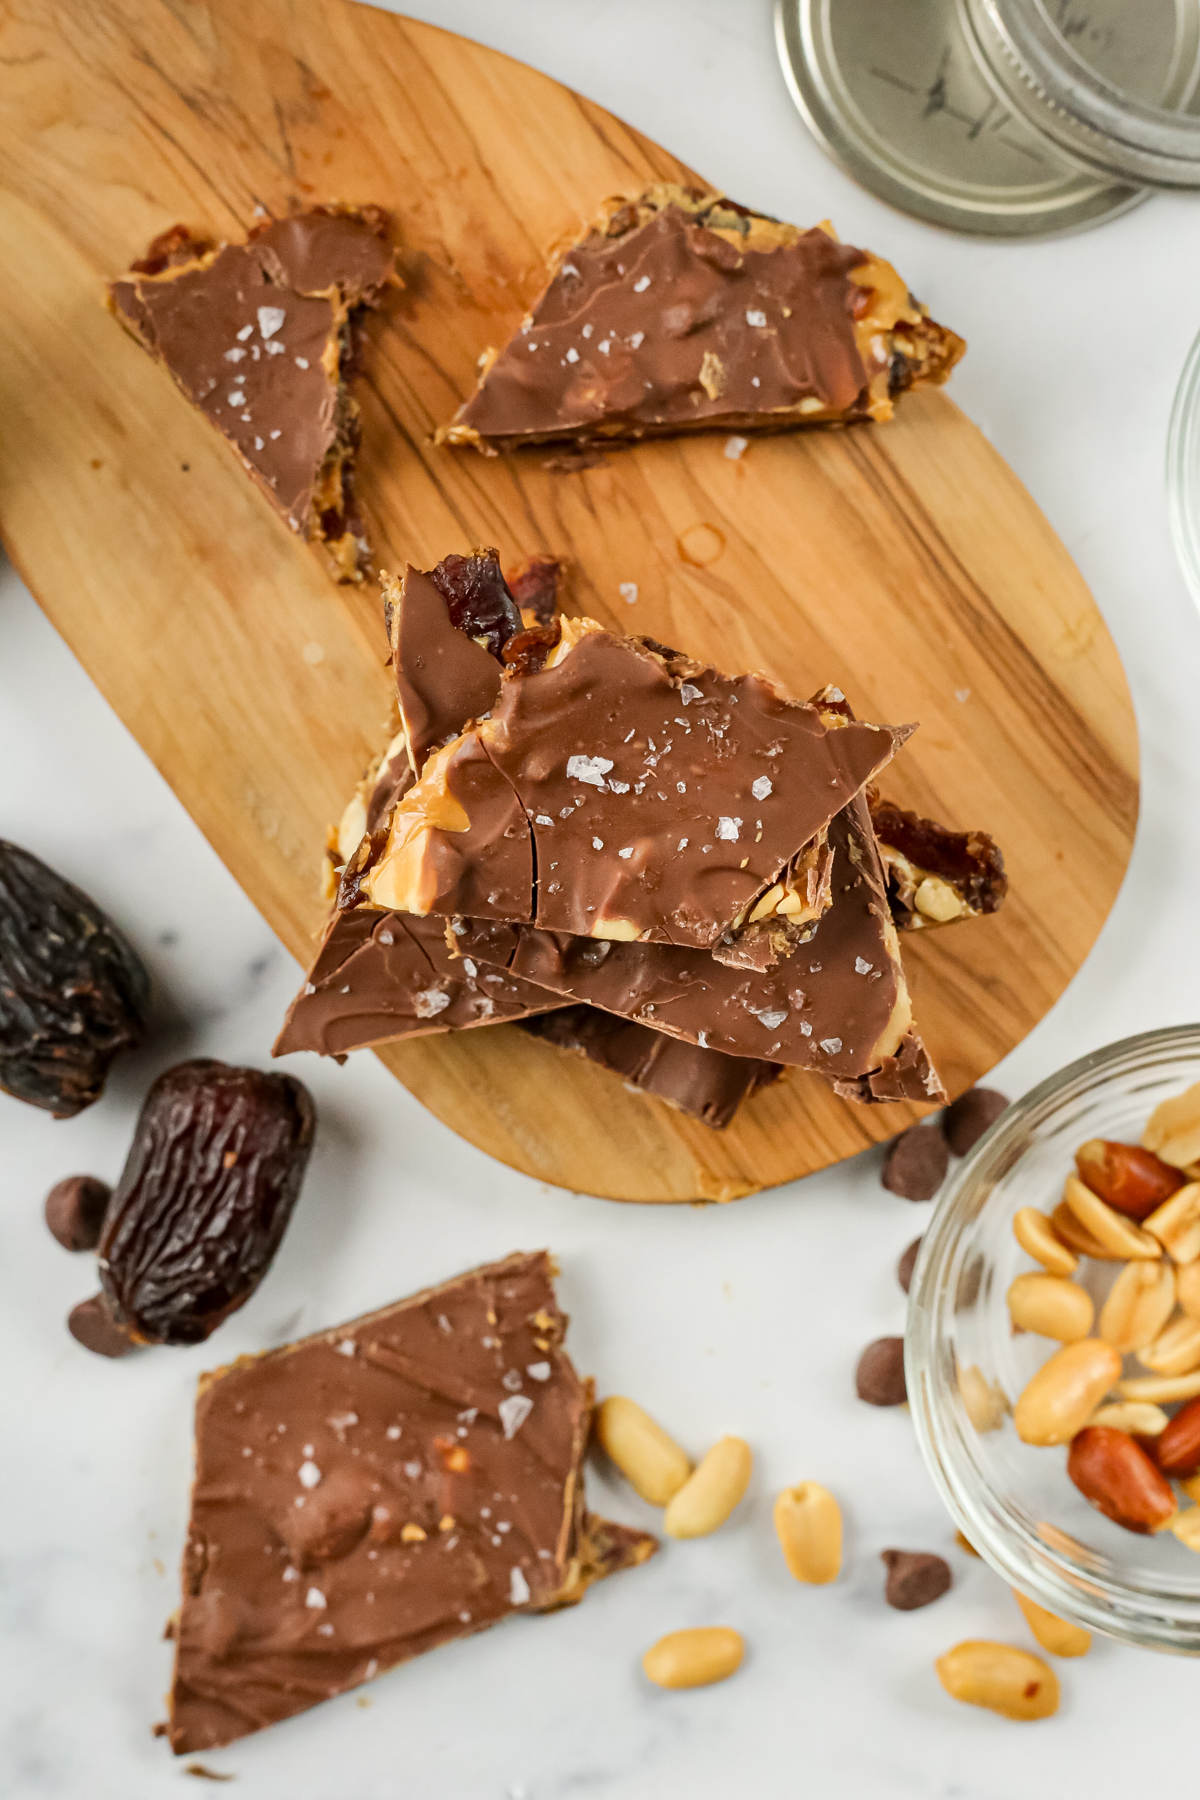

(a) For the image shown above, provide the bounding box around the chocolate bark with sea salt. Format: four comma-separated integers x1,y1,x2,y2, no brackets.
109,207,395,580
441,184,964,453
450,792,944,1103
166,1251,655,1753
363,605,909,950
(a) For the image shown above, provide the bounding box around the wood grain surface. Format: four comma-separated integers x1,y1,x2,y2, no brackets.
0,0,1139,1201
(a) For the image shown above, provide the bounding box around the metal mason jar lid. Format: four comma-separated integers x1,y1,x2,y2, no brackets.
775,0,1200,238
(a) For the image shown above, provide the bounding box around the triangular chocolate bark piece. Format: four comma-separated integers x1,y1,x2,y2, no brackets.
109,207,396,580
167,1252,655,1753
442,185,964,453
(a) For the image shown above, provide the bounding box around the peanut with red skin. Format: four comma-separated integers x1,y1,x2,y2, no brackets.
1075,1139,1183,1221
1155,1395,1200,1478
1066,1427,1177,1535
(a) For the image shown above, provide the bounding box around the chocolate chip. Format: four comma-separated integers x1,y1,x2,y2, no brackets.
897,1235,922,1295
856,1336,907,1406
67,1294,139,1358
882,1125,948,1201
942,1087,1009,1157
44,1175,112,1251
881,1549,952,1610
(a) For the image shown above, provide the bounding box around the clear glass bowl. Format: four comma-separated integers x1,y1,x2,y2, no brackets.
1168,327,1200,614
908,1026,1200,1654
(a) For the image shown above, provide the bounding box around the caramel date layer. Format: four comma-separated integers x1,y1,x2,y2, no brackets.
167,1251,655,1753
867,790,1008,930
109,207,396,580
442,185,964,452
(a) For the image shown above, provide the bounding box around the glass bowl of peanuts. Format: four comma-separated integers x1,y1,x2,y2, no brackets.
908,1026,1200,1653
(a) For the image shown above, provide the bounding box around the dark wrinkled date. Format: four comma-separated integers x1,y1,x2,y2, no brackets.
428,547,521,658
0,839,150,1117
97,1059,315,1346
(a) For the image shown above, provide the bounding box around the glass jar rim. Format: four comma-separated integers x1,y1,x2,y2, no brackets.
961,0,1200,187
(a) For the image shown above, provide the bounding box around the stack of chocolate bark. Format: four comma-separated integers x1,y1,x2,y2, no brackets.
276,552,1005,1128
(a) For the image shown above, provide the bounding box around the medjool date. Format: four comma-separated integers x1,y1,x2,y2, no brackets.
0,840,150,1116
97,1060,315,1346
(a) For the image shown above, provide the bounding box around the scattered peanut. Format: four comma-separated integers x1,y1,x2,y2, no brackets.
1013,1339,1122,1446
1137,1314,1200,1377
1180,1472,1200,1503
1177,1260,1200,1319
1142,1081,1200,1169
1050,1200,1125,1262
1154,1393,1200,1477
1169,1508,1200,1551
959,1362,1007,1432
1013,1206,1078,1276
955,1528,981,1558
1006,1272,1093,1342
1086,1400,1169,1437
595,1397,691,1505
642,1627,744,1690
1143,1182,1200,1264
1075,1138,1182,1220
1012,1590,1091,1658
1116,1369,1200,1403
1066,1426,1177,1534
773,1482,842,1584
1098,1259,1176,1354
935,1641,1060,1721
663,1436,752,1539
1061,1174,1162,1260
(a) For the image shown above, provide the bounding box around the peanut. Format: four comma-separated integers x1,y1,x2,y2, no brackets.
1075,1138,1183,1220
1116,1369,1200,1403
1050,1200,1126,1262
1066,1426,1177,1535
959,1362,1007,1432
1006,1273,1093,1342
1142,1081,1200,1169
1013,1338,1122,1446
1153,1393,1200,1477
642,1627,743,1689
1137,1314,1200,1377
1086,1400,1170,1437
1061,1174,1161,1260
773,1482,842,1584
1178,1260,1200,1319
955,1529,981,1558
1013,1207,1078,1276
1170,1508,1200,1552
1143,1182,1200,1264
594,1397,691,1505
1098,1259,1176,1353
663,1436,752,1539
1012,1590,1091,1658
935,1640,1060,1721
1180,1473,1200,1503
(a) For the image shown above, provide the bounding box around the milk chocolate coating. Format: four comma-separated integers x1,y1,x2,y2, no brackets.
167,1251,655,1753
868,791,1007,930
399,627,906,949
451,197,873,449
451,795,940,1100
273,906,561,1059
520,1005,782,1129
109,208,393,575
392,567,505,770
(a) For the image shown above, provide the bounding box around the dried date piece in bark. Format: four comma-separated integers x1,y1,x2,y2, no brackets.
867,791,1007,930
98,1060,315,1346
108,207,396,581
441,184,963,452
506,554,563,624
45,1176,112,1251
166,1251,656,1752
0,839,150,1117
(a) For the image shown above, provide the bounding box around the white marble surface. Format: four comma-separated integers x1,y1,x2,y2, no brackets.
6,2,1200,1794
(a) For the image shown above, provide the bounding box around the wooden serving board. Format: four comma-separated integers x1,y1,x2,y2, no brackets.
0,0,1138,1202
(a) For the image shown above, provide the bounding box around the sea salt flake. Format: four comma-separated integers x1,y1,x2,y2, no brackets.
236,323,254,341
598,339,611,355
317,1622,334,1636
955,687,971,703
632,274,651,292
752,776,773,800
269,429,282,439
820,1037,843,1055
294,356,309,369
679,683,703,704
415,987,451,1018
725,435,748,460
716,816,742,842
305,1587,327,1609
618,847,633,860
257,305,286,338
386,1425,402,1440
499,1395,534,1439
535,814,554,827
855,957,873,974
224,347,246,363
437,1314,453,1334
526,1361,552,1381
502,1369,524,1392
266,339,285,355
678,837,689,850
561,263,580,279
697,1030,710,1048
227,389,246,406
756,1009,788,1030
404,1460,422,1478
628,331,645,349
510,1566,531,1605
566,753,614,788
746,309,767,327
337,1339,356,1357
800,1020,812,1036
608,779,630,794
619,582,638,604
282,1565,298,1582
592,837,604,850
298,1460,322,1488
564,347,580,364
